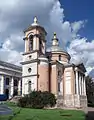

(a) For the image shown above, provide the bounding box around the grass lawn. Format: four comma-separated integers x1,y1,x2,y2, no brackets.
0,102,85,120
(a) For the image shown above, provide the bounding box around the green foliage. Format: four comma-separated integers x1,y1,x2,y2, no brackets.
18,91,56,109
85,76,94,104
88,102,94,107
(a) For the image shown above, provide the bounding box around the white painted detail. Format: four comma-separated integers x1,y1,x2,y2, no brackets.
52,65,56,68
83,76,86,95
38,57,48,61
79,75,81,95
66,76,71,81
60,81,63,94
39,61,48,65
9,77,14,99
59,61,67,64
33,36,37,50
22,76,37,95
65,71,71,76
18,79,21,94
22,62,37,76
65,67,72,71
23,52,37,61
0,75,4,94
65,80,71,94
75,71,79,94
0,65,21,74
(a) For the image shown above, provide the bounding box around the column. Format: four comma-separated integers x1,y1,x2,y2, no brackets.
82,74,84,95
83,75,86,95
75,71,79,94
33,36,36,50
81,74,82,95
0,75,4,94
9,77,14,99
18,79,21,95
79,73,81,95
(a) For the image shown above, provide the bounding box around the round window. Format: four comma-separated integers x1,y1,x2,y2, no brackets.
28,68,32,73
29,55,32,59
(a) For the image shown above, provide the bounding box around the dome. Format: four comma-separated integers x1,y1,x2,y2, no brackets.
46,45,63,52
46,32,70,57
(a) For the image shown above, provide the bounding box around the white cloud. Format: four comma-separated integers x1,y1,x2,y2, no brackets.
67,38,94,74
0,47,22,65
71,20,86,34
0,0,93,76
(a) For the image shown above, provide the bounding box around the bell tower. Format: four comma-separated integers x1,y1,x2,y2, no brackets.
24,16,47,54
21,17,47,96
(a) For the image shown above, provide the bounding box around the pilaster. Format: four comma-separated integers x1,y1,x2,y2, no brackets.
75,71,79,94
79,73,81,95
9,77,14,99
18,79,21,95
0,75,4,94
83,75,86,95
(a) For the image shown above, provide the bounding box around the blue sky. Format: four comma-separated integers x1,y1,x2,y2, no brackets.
60,0,94,41
0,0,94,76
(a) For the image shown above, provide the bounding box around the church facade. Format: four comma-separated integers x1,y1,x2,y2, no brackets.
21,17,87,108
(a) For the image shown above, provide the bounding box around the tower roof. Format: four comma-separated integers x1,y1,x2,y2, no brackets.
24,16,47,35
52,32,59,46
31,16,39,26
46,32,70,57
47,32,64,52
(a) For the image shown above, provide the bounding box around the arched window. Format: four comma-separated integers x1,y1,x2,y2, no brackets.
28,81,31,93
39,38,42,54
59,55,61,61
29,35,33,51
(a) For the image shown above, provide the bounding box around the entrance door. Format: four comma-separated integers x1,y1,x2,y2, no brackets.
5,89,9,99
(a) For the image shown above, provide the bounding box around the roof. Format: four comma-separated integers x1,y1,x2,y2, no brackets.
0,60,22,71
75,63,86,72
46,32,70,59
24,25,47,35
46,45,71,59
24,17,47,35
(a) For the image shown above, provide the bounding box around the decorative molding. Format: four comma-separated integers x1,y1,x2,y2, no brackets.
22,50,39,55
23,26,47,35
22,74,38,78
21,59,39,65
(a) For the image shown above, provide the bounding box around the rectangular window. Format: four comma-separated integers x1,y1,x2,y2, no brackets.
6,78,9,85
29,40,33,51
14,79,18,86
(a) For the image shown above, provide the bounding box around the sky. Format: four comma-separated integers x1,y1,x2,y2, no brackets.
0,0,94,77
60,0,94,40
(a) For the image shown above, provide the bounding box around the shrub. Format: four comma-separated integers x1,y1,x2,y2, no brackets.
42,91,56,107
18,95,29,107
18,91,56,109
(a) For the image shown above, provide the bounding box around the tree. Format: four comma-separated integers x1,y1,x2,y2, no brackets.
85,76,94,104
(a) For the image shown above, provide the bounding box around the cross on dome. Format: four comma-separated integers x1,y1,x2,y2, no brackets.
32,16,39,26
53,32,57,39
34,16,38,24
52,32,59,46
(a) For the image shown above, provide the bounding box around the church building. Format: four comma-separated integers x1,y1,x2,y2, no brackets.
0,60,22,99
21,17,87,108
